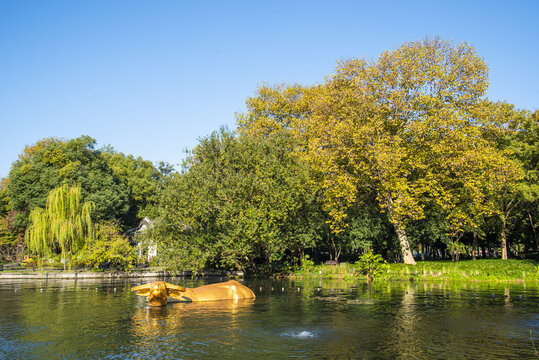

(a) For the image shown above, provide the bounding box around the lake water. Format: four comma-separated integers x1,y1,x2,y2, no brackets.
0,277,538,359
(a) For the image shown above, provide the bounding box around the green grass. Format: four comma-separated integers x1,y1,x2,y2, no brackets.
380,259,539,282
293,259,539,283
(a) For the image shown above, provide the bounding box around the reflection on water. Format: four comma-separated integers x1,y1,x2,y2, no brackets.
131,298,255,341
0,277,538,359
389,284,422,359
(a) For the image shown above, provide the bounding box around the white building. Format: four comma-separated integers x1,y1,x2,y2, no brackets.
135,217,157,262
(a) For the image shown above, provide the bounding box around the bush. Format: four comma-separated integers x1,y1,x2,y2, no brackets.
75,221,140,271
354,250,389,281
448,241,467,261
300,255,315,273
23,257,38,268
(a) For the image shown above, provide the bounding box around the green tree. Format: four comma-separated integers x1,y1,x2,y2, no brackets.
395,204,450,261
25,184,94,269
0,178,10,218
8,137,67,222
324,194,395,262
8,136,131,228
0,178,19,262
155,128,323,274
507,110,539,253
101,149,164,226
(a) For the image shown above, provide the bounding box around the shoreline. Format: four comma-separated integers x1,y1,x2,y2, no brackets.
0,270,173,280
0,268,245,280
2,258,537,283
286,274,536,284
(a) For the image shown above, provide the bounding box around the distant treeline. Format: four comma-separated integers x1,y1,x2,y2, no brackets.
1,38,538,274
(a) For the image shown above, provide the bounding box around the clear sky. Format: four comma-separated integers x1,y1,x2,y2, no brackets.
1,0,537,178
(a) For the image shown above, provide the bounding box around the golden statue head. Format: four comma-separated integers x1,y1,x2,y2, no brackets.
132,281,186,306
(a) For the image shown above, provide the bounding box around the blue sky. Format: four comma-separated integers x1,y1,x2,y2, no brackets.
1,0,537,178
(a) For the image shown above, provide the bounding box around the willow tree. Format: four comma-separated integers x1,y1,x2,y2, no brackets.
25,184,94,269
240,38,519,265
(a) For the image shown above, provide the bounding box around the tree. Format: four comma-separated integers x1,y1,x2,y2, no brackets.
239,38,518,265
406,205,450,260
8,136,131,228
483,108,539,258
324,193,395,262
101,149,164,226
482,154,524,260
8,137,67,226
0,178,20,262
25,184,94,269
155,128,323,274
507,110,539,253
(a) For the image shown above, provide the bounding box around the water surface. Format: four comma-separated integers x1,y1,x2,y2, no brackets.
1,277,537,359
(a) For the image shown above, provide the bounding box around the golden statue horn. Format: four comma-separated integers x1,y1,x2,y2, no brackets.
131,283,151,292
164,283,186,292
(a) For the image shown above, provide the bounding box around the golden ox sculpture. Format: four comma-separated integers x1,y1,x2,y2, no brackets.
132,280,255,306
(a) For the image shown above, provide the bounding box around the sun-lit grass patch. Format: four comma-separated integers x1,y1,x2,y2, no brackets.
293,258,539,283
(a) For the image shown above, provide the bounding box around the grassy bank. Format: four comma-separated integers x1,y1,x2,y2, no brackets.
292,259,539,283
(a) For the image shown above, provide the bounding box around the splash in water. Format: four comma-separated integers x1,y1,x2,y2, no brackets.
282,330,316,338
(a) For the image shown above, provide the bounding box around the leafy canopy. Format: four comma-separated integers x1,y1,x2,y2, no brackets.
155,128,324,274
238,38,523,264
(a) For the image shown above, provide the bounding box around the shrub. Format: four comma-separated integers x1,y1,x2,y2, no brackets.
23,257,38,268
354,250,389,281
75,221,140,271
448,241,467,261
300,255,315,273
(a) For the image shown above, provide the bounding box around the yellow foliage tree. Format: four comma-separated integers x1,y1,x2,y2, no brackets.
239,38,523,264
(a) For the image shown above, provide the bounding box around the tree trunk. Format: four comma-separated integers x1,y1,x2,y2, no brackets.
528,211,538,251
499,198,518,260
472,232,477,261
394,223,416,265
501,220,508,260
385,195,416,265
